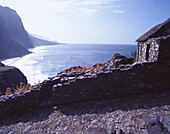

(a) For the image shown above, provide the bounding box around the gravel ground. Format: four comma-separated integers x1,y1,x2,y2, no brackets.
0,91,170,134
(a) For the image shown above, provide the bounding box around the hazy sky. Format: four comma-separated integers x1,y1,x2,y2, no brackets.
0,0,169,44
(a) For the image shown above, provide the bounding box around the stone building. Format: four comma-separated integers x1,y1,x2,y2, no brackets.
136,18,170,63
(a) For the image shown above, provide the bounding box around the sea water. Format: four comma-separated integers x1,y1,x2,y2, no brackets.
2,44,137,84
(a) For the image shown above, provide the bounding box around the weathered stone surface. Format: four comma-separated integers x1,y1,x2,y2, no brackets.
53,61,170,106
87,127,107,134
147,119,164,134
162,115,170,132
110,53,133,68
136,17,170,63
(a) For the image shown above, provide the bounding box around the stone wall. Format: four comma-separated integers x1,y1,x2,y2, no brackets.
136,35,170,63
52,62,170,105
137,38,160,62
0,77,60,117
1,60,169,118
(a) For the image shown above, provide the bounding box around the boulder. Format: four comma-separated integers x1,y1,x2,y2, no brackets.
110,53,133,68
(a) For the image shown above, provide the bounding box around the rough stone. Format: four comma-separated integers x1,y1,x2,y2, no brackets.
110,53,133,68
87,127,107,134
162,115,170,132
147,119,164,134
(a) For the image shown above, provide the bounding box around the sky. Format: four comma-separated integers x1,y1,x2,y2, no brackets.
0,0,169,44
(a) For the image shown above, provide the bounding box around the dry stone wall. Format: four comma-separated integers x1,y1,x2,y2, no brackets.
0,60,169,118
137,35,170,63
52,62,170,105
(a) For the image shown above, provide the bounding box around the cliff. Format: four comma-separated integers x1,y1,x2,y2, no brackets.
0,5,60,59
0,5,33,59
0,6,34,48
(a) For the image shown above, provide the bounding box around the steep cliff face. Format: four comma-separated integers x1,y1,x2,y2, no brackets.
0,5,61,59
0,6,34,48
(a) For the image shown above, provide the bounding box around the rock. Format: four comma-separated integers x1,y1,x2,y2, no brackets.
107,124,116,134
162,115,170,132
23,125,31,133
115,128,124,134
51,77,60,82
91,120,97,124
87,127,107,134
8,131,14,134
110,53,133,68
57,83,63,87
143,115,151,124
68,77,75,80
147,119,164,134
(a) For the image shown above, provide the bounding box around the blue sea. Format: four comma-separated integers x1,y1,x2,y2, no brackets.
2,44,137,84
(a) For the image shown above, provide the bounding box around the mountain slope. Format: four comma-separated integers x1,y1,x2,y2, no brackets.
0,5,34,48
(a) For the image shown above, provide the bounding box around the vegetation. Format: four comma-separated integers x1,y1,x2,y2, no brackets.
5,82,33,96
62,62,108,74
131,50,137,62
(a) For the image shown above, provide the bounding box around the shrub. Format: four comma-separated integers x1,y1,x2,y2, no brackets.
131,50,137,62
6,88,12,95
4,82,33,96
14,82,32,94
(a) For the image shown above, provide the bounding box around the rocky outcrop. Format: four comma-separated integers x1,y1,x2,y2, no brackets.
0,65,27,95
110,53,133,68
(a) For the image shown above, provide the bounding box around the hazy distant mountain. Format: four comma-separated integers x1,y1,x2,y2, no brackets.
28,34,59,46
31,33,49,40
0,5,34,48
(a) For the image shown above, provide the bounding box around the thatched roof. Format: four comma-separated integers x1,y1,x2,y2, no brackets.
136,18,170,42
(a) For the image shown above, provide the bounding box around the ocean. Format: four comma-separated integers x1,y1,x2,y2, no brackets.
2,44,137,85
